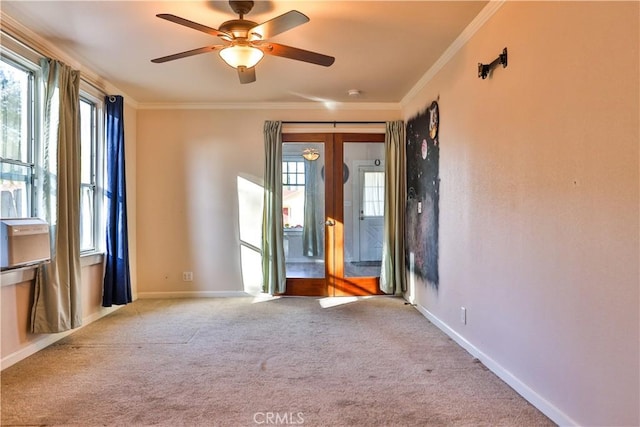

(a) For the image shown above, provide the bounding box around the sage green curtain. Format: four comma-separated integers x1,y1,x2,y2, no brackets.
262,121,286,294
380,120,406,295
302,159,320,257
31,58,82,333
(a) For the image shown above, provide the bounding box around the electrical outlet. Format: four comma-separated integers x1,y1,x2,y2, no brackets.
417,201,422,213
460,307,467,325
182,271,193,282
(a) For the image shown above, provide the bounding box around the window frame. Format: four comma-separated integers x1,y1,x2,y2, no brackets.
79,85,105,254
282,157,306,229
282,158,306,187
0,54,38,218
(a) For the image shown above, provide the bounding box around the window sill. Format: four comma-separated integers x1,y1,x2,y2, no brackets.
80,252,104,267
0,252,104,287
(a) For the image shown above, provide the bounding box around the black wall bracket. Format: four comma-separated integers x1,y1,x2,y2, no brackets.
478,47,508,79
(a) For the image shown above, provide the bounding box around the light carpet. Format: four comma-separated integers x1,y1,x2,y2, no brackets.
1,296,554,426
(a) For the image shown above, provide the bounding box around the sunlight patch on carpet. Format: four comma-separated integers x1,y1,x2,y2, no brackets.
318,296,374,309
251,294,282,304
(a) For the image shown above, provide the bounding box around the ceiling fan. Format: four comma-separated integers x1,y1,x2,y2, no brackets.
151,0,335,84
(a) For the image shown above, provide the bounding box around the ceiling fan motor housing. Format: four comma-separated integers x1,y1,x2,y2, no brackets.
219,19,259,40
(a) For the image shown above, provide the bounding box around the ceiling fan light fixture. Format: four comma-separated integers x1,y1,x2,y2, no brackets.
219,45,264,69
302,148,320,161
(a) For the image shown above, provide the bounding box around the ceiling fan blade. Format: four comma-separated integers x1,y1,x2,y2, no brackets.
261,43,335,67
151,45,224,63
238,66,256,84
249,10,309,40
156,14,231,39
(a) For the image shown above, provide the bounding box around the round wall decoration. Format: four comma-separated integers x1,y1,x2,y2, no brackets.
321,163,350,183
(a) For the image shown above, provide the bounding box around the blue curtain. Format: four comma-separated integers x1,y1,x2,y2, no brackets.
102,95,132,307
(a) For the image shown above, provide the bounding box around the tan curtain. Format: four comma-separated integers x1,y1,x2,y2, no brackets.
262,121,286,294
380,120,406,295
31,58,82,333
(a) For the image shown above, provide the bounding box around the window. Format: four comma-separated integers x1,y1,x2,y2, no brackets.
362,171,384,217
1,39,105,256
79,97,98,252
0,58,34,218
282,160,305,186
282,159,305,228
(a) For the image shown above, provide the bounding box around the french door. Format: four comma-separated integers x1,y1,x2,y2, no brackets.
280,133,385,296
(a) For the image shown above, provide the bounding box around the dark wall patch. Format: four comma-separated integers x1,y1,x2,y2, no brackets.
405,101,440,289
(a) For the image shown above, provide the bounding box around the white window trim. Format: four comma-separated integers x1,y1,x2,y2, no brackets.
1,49,41,219
79,88,105,254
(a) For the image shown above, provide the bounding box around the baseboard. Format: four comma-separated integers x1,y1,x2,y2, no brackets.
413,303,577,427
137,291,251,299
1,305,122,371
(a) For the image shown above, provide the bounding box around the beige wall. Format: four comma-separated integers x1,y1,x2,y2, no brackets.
124,101,138,298
402,2,639,425
1,278,34,357
2,261,109,365
135,108,399,296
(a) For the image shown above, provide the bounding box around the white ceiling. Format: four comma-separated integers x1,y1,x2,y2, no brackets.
1,1,488,105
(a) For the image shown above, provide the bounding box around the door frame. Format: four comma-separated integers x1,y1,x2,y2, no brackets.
280,132,385,296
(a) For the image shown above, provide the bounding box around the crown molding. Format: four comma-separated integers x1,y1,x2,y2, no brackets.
137,101,402,111
0,11,139,109
401,0,505,107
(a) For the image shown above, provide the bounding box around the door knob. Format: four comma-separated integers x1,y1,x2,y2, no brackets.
325,219,335,226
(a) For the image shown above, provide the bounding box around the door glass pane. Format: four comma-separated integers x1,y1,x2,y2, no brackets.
282,142,325,279
344,142,385,277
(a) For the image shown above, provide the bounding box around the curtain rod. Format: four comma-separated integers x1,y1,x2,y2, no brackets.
282,121,386,126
